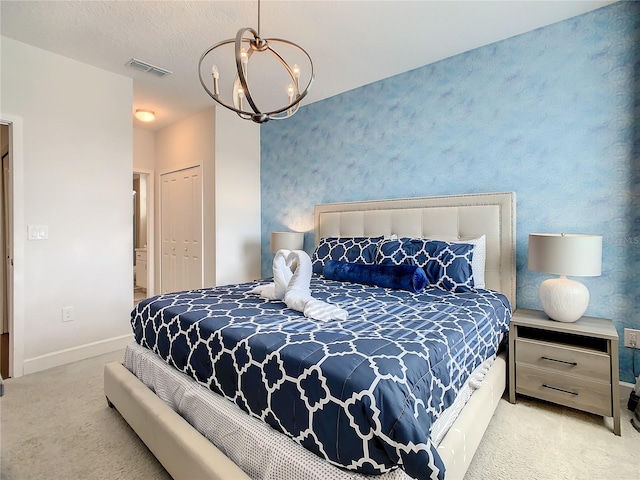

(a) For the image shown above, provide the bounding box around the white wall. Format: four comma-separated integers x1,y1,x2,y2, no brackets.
155,107,260,291
1,37,133,375
154,107,260,288
155,108,217,289
214,108,261,285
133,128,155,171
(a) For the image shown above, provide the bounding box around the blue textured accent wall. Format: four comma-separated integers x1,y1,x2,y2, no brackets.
261,2,640,383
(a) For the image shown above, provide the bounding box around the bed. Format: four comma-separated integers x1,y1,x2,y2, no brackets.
104,191,516,480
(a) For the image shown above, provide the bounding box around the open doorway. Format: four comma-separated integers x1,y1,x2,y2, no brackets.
133,171,153,305
0,123,10,378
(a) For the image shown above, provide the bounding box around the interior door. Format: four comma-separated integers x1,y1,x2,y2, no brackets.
0,123,11,378
1,144,7,334
161,166,203,293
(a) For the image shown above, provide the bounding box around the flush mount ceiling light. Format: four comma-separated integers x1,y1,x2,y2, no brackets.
198,0,314,124
134,110,155,122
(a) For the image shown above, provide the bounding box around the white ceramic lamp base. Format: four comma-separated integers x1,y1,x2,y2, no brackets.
538,275,590,323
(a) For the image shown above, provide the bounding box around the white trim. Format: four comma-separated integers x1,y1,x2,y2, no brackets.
23,333,134,375
619,380,635,399
0,113,24,378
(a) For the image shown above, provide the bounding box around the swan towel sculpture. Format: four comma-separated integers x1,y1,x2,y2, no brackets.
250,249,348,322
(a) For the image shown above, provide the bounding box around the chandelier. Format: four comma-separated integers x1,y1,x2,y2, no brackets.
198,0,314,124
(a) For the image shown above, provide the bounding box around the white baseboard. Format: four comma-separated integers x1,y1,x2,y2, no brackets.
23,333,134,375
620,381,636,399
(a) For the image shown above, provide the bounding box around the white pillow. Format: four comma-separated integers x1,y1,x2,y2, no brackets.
451,235,486,289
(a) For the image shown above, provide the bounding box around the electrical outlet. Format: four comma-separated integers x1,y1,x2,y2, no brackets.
624,328,640,348
62,306,74,322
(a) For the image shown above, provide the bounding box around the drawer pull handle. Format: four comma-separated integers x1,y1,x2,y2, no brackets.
541,356,577,366
542,384,578,396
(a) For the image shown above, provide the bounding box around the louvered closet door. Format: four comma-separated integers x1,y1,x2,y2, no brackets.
161,166,203,293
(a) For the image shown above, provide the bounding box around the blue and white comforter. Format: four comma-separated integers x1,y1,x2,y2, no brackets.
132,276,510,480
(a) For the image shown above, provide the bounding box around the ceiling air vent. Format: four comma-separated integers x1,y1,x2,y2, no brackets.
126,58,172,77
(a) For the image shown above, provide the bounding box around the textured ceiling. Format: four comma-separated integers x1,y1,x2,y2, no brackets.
1,0,615,131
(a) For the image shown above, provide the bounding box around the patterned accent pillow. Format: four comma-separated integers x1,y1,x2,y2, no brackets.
376,238,475,292
311,237,383,275
431,235,486,289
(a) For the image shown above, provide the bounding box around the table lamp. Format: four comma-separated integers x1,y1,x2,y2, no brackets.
528,233,602,323
270,231,304,253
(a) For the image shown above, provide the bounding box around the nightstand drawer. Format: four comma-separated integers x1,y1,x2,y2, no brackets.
515,338,610,382
516,364,612,417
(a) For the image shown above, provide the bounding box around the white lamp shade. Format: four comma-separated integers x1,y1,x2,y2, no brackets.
528,233,602,277
270,231,304,253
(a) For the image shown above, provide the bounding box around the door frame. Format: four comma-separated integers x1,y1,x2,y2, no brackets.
1,114,25,378
133,169,154,298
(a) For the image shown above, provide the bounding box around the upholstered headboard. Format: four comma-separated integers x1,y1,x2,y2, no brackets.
314,192,516,306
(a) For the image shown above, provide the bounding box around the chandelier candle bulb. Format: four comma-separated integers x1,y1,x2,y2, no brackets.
211,65,219,96
287,84,295,115
240,48,248,77
237,87,244,110
293,63,300,89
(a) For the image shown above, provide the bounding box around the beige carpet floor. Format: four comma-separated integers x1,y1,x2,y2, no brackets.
0,349,638,480
0,350,170,480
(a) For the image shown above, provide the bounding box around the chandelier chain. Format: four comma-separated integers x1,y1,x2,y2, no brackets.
257,0,261,37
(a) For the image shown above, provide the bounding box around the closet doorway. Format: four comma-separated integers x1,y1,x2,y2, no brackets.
133,171,153,305
160,166,203,294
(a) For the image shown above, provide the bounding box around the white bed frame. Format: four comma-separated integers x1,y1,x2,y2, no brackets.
104,192,516,480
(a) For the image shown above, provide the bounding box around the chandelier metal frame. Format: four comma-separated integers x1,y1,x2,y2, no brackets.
198,1,314,124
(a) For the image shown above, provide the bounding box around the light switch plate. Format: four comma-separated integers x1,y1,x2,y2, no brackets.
62,306,74,322
27,224,48,240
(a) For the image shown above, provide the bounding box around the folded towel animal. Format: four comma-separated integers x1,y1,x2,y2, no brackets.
284,250,348,321
323,260,428,293
251,250,348,321
249,249,293,300
283,250,312,311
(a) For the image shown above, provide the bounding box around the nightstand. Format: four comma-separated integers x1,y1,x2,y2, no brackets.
508,308,620,435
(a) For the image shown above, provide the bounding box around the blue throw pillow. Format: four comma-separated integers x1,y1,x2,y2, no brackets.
311,237,383,275
323,260,428,293
376,238,475,292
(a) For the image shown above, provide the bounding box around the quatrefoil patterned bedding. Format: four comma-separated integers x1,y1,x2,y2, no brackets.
132,276,510,480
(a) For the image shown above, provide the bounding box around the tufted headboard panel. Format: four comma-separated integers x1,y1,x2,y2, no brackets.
314,192,516,306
